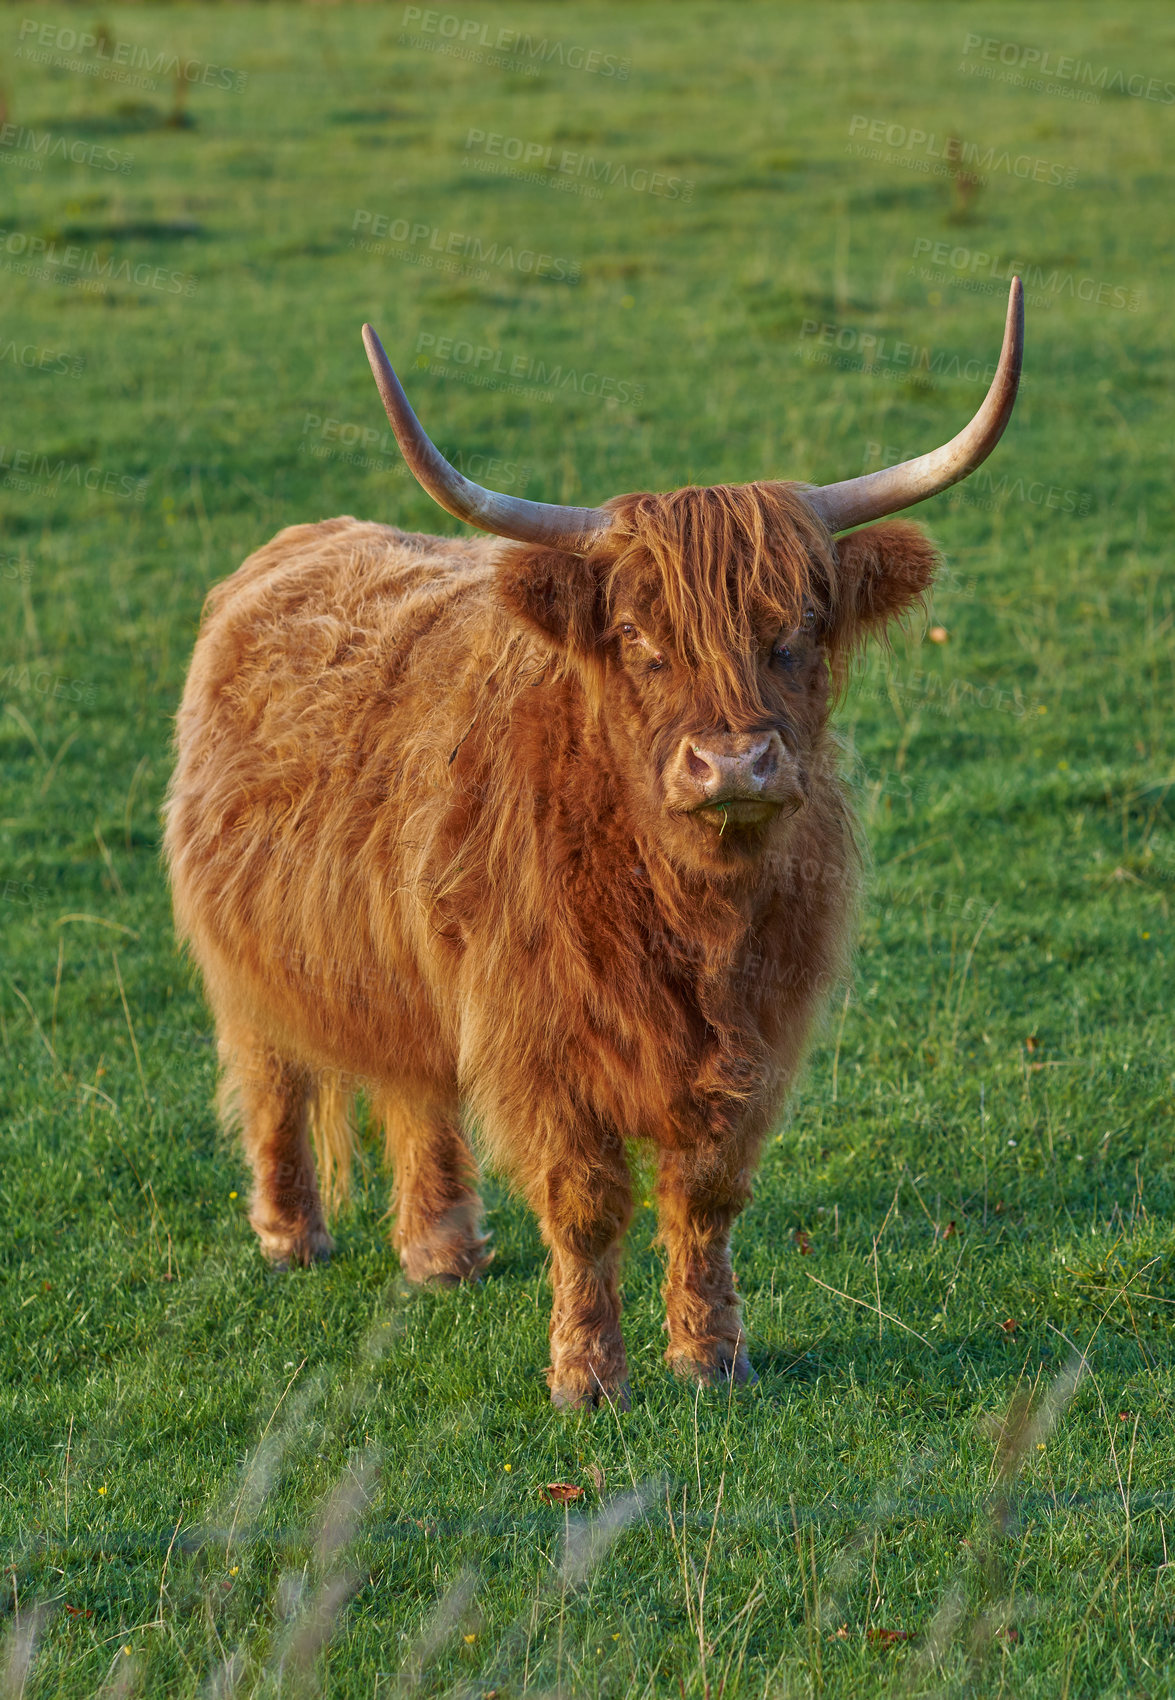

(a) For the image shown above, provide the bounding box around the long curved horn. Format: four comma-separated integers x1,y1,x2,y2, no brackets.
802,278,1023,534
362,325,613,553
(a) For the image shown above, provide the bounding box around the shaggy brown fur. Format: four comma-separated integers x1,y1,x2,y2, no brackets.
165,482,937,1406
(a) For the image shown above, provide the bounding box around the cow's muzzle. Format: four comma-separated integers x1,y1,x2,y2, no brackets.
665,731,805,829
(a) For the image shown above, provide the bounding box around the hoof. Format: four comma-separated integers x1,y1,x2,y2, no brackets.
548,1367,631,1413
398,1209,492,1287
398,1237,493,1287
257,1222,334,1270
667,1347,758,1388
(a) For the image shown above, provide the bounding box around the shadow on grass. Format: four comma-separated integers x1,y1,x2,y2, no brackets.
29,104,196,135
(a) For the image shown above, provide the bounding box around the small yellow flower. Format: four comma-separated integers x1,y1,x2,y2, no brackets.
98,1486,107,1496
229,1191,238,1200
230,1566,239,1576
503,1463,511,1472
464,1633,477,1643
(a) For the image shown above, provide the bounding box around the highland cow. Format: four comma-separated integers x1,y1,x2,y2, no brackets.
165,282,1022,1407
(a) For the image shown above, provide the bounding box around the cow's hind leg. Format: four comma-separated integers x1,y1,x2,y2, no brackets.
656,1147,756,1386
218,1021,333,1269
379,1094,491,1285
537,1139,632,1411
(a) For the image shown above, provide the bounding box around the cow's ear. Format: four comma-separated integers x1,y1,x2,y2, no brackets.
832,520,939,642
496,546,605,654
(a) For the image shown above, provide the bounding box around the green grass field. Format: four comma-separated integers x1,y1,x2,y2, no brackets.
2,3,1173,1693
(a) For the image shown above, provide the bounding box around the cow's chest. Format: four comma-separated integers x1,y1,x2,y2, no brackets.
553,865,777,1142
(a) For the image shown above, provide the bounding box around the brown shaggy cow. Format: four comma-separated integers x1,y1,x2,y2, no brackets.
165,283,1022,1408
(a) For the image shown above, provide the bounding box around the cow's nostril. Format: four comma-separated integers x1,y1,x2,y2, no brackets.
752,744,778,781
686,746,712,782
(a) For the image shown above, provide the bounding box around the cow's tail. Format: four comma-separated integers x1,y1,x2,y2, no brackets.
310,1072,358,1217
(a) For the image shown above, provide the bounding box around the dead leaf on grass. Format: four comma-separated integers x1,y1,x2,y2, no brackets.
541,1482,584,1505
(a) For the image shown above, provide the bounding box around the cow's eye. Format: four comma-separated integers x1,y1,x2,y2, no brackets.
620,623,638,641
802,606,817,628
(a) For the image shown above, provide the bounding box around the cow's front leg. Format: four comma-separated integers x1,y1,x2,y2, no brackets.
538,1139,633,1410
656,1146,756,1386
